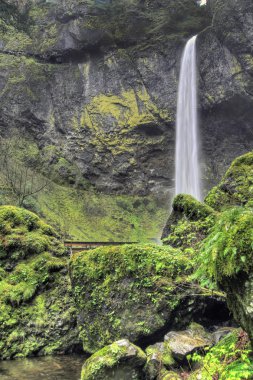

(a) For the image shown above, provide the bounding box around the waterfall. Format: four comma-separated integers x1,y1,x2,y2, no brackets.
175,35,202,201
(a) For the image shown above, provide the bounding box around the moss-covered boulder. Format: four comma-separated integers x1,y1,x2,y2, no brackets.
0,206,80,359
197,207,253,344
205,152,253,211
81,339,147,380
70,244,196,353
162,194,216,253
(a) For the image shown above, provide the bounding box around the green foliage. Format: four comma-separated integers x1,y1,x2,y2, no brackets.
0,253,65,305
70,244,193,353
189,330,253,380
195,207,253,286
205,152,253,211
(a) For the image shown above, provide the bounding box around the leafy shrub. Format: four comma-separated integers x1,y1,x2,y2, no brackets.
189,330,253,380
195,207,253,287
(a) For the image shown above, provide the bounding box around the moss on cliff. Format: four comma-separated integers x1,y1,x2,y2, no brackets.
81,87,171,155
70,244,193,353
0,206,80,359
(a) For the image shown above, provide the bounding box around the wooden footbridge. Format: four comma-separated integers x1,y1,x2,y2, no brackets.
64,241,138,254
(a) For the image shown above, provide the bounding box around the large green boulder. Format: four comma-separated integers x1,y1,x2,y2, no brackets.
0,206,80,359
205,152,253,211
81,339,147,380
70,244,194,353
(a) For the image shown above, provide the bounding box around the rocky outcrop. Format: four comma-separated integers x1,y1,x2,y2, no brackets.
69,244,193,353
80,325,237,380
198,0,253,191
0,0,252,204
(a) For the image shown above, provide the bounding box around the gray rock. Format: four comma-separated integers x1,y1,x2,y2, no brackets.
212,327,236,344
164,324,212,362
144,342,175,380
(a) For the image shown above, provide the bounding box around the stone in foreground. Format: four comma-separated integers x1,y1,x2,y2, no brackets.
81,339,146,380
164,324,212,362
144,342,175,379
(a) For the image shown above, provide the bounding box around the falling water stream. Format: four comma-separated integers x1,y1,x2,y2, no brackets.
175,35,202,201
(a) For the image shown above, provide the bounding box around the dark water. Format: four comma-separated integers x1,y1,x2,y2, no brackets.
0,355,84,380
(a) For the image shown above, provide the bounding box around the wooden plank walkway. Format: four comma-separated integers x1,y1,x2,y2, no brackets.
64,241,138,254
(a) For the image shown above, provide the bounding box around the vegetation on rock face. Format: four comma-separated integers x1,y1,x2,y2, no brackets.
87,0,211,45
0,0,211,56
196,207,253,286
0,136,167,241
189,330,253,380
0,206,80,359
205,152,253,211
70,244,193,353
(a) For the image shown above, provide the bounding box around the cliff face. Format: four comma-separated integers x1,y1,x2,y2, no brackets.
198,0,253,190
0,0,252,236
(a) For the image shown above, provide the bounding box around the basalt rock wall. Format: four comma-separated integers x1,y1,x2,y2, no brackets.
0,0,252,201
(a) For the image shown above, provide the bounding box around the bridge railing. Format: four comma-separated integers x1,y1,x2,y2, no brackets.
64,241,139,254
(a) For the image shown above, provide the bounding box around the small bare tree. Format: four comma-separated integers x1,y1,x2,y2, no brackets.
0,136,48,207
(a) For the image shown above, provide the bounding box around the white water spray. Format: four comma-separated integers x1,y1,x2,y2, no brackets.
175,35,202,201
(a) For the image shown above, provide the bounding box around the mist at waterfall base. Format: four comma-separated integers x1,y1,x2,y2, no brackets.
175,35,202,201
